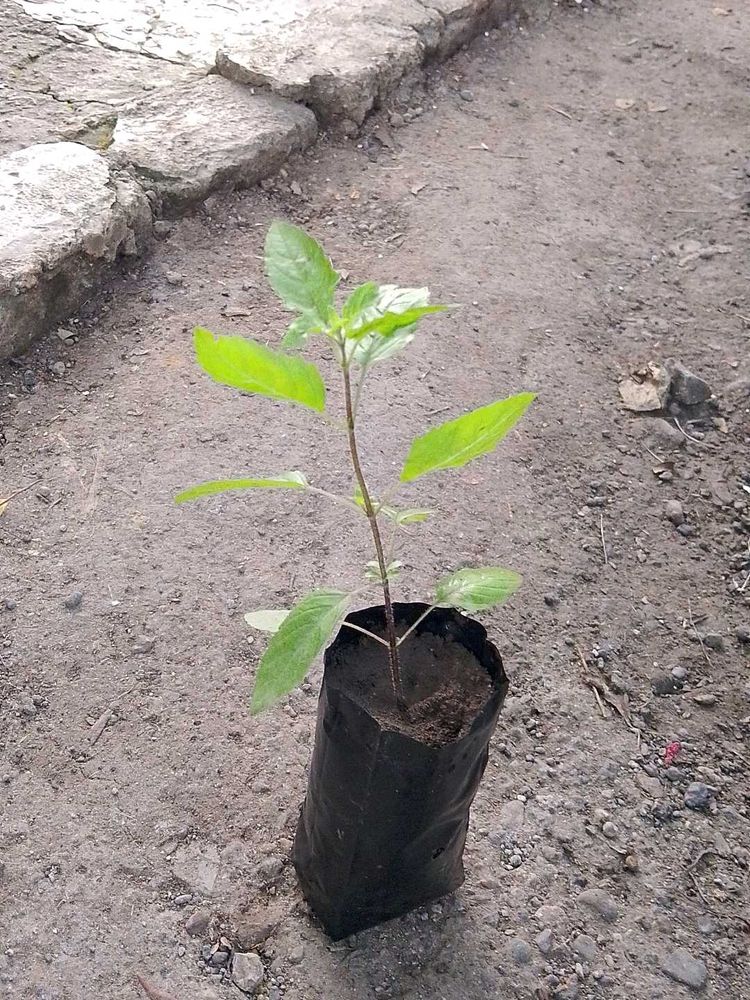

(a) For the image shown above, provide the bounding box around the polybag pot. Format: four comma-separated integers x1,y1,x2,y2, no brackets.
292,602,509,940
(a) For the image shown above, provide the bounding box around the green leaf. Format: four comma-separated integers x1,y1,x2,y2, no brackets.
400,392,535,483
194,327,326,411
244,610,290,633
364,559,403,582
264,221,339,327
281,315,317,351
390,508,433,525
342,282,379,328
351,490,432,526
175,472,307,504
435,567,522,613
346,304,447,341
351,285,432,367
250,590,350,714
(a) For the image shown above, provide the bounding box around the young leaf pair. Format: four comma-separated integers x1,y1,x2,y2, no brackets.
177,220,535,714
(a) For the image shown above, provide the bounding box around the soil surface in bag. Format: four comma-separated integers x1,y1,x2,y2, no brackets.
293,603,508,939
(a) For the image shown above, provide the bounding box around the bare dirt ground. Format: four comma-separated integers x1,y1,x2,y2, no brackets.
1,1,749,998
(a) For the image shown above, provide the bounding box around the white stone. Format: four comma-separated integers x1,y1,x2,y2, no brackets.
0,141,151,359
110,76,317,208
231,952,265,995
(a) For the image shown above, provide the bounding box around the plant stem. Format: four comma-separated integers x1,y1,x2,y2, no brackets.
342,363,405,708
341,621,389,647
396,603,438,647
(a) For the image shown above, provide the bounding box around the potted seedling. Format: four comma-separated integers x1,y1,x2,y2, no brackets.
177,222,534,939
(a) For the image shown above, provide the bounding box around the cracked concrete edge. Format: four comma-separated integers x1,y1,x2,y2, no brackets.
217,0,535,125
0,0,546,362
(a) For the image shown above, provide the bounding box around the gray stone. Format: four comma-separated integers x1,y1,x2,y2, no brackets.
736,626,750,645
0,142,151,360
667,361,712,407
111,77,317,209
133,635,155,654
63,591,83,611
572,934,597,962
510,938,532,965
172,842,220,896
535,928,554,955
601,821,618,839
684,782,715,812
661,949,708,991
643,418,685,450
664,500,685,525
185,909,211,937
671,666,688,681
702,632,725,651
534,904,566,928
232,952,264,995
577,887,619,922
489,799,525,845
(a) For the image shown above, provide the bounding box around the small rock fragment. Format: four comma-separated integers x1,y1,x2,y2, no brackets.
572,934,597,961
164,270,184,286
543,591,561,608
577,887,619,922
459,89,474,102
232,952,264,995
736,626,750,645
510,938,532,965
133,635,155,654
64,591,83,611
661,948,708,990
536,928,554,954
664,500,685,525
702,633,724,651
601,821,618,839
684,782,715,812
667,362,712,407
185,909,211,937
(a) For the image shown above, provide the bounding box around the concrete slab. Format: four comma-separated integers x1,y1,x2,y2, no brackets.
12,0,522,122
110,77,318,210
0,142,152,359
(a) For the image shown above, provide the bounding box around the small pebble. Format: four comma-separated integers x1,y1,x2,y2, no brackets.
684,782,715,812
63,591,83,611
736,626,750,645
661,948,708,990
676,523,696,537
664,499,685,525
164,270,184,286
543,591,560,608
459,89,474,102
702,633,724,651
536,928,554,955
2,598,17,611
510,938,532,965
133,635,155,654
572,934,597,962
602,821,618,839
577,887,619,922
671,666,688,681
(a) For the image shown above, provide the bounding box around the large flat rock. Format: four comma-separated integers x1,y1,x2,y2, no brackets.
110,76,317,209
13,0,519,122
0,142,151,359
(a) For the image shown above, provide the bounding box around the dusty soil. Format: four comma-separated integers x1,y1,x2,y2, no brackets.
1,1,749,999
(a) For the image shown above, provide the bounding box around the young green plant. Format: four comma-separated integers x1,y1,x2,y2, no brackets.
177,222,534,714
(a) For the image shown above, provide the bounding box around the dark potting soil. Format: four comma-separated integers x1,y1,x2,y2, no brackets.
328,623,493,745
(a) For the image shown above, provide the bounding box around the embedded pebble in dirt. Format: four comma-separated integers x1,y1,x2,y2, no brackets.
1,1,749,999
